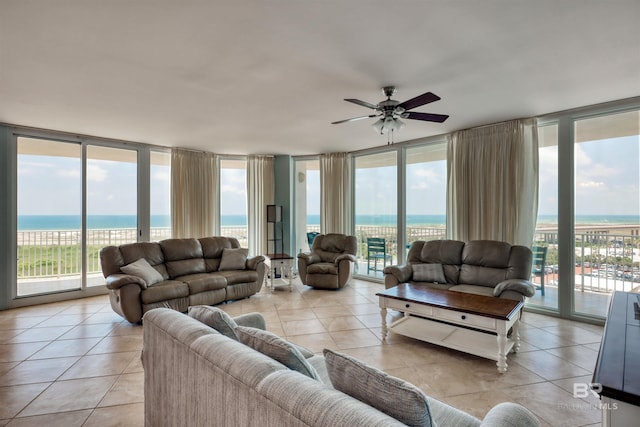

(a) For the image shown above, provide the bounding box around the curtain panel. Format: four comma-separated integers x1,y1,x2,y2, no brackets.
320,152,352,234
170,148,219,239
446,118,539,246
247,155,274,257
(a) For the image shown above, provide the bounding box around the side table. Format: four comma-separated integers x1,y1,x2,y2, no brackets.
265,253,294,292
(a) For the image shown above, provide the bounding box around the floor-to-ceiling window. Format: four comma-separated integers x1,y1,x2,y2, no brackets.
572,110,639,317
86,145,138,287
405,143,447,252
150,150,172,241
12,131,171,305
354,151,397,278
219,158,248,247
17,137,82,296
529,123,560,311
293,158,320,254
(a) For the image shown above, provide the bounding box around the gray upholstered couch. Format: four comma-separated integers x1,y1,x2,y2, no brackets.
143,307,540,427
297,233,357,289
384,240,535,302
99,237,265,323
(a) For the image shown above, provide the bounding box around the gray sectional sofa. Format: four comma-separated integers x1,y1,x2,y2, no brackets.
384,239,536,302
143,307,540,426
99,237,265,323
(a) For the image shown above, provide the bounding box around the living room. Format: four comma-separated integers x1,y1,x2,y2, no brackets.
1,1,639,426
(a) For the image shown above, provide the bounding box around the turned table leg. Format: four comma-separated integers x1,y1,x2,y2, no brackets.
497,332,508,373
380,307,388,340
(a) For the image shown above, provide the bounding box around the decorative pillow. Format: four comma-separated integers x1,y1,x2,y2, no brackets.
188,306,238,340
120,258,164,286
236,326,319,380
412,263,446,284
323,349,433,427
218,248,248,271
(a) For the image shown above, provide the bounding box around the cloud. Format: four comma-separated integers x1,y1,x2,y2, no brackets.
87,164,108,182
153,171,170,182
57,169,80,178
221,184,245,195
578,180,605,188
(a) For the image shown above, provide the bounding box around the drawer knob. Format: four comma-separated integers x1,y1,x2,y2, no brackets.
405,304,410,308
461,315,466,320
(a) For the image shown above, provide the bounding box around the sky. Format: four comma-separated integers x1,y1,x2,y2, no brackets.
17,135,640,221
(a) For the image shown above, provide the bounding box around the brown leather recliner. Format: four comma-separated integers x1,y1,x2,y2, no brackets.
297,233,357,289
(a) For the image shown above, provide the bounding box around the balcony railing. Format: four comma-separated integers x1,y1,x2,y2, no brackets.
17,226,640,295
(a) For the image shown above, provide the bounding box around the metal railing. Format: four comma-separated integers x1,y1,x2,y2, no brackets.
17,226,639,295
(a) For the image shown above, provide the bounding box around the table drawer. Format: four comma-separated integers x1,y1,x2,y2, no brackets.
383,298,433,316
434,308,496,330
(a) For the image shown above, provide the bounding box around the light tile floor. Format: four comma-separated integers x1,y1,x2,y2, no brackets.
0,278,605,426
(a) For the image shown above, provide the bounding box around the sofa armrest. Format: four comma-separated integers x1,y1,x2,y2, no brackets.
479,402,540,427
246,255,265,270
383,264,412,283
105,273,147,290
233,312,266,330
493,279,536,298
297,252,321,264
334,254,356,264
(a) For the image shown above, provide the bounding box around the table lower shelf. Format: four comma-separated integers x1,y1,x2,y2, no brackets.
388,315,516,362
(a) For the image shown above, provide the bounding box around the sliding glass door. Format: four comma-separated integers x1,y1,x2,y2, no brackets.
17,138,82,296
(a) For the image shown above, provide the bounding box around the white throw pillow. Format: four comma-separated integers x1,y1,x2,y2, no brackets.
121,258,164,286
218,248,248,271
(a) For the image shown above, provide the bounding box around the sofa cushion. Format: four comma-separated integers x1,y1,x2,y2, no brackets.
307,262,338,275
120,258,164,286
323,349,433,427
236,326,320,380
175,273,227,294
160,238,206,278
140,280,190,304
219,248,248,271
215,270,259,285
189,305,239,339
412,263,446,283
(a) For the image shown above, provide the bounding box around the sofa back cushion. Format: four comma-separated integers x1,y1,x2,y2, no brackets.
160,238,205,278
408,240,464,284
118,242,169,279
459,240,513,287
199,237,240,272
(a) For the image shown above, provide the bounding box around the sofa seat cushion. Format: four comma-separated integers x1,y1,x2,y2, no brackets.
175,273,227,294
324,349,433,427
448,284,495,297
236,326,320,380
215,270,258,285
307,262,337,275
141,280,190,304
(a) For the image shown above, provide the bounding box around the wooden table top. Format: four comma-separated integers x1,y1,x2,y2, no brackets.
376,283,523,320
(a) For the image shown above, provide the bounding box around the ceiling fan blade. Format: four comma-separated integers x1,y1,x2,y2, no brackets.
344,98,379,110
397,92,441,111
331,115,378,124
404,111,449,123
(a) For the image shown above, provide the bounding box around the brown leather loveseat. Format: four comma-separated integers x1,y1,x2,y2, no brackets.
100,237,265,323
384,239,535,302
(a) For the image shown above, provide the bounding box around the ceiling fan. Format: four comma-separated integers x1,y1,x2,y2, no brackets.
331,86,449,139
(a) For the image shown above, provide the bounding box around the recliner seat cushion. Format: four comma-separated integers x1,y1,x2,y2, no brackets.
215,270,258,285
175,273,227,294
307,263,338,275
141,280,190,304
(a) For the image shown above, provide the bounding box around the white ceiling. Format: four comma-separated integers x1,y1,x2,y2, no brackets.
1,0,639,155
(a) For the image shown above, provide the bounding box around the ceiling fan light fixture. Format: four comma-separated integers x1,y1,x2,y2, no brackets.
372,118,385,134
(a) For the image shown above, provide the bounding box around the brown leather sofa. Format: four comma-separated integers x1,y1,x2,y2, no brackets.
297,233,357,289
100,237,265,323
384,239,535,301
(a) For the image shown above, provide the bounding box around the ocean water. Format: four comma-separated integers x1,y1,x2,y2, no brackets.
17,213,639,230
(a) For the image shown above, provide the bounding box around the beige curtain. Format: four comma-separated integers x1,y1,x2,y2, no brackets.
320,152,352,234
446,118,538,246
170,148,218,238
247,155,274,256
